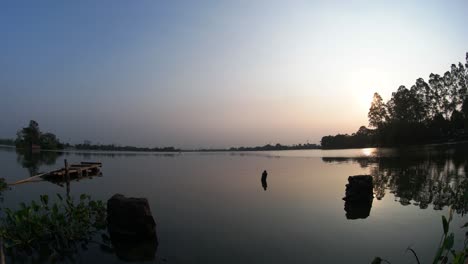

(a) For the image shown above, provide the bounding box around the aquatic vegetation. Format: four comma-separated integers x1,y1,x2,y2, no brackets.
0,194,106,262
372,210,468,264
430,212,468,264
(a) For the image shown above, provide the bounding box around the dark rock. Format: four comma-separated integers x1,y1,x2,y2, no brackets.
343,175,373,202
343,175,374,219
107,194,158,261
107,194,157,240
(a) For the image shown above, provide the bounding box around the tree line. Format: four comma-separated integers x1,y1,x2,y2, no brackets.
197,143,320,152
322,52,468,149
74,142,180,152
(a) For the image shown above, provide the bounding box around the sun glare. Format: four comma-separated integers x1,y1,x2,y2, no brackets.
361,148,375,157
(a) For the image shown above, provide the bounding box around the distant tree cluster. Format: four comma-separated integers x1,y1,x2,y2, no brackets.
321,126,375,149
322,52,468,148
226,143,320,151
74,142,180,152
0,138,15,146
15,120,64,150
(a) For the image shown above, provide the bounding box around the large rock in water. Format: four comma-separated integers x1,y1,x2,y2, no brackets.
343,175,374,219
107,194,157,240
343,175,373,202
107,194,158,261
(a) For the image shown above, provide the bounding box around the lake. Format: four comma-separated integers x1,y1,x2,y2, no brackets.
0,144,467,263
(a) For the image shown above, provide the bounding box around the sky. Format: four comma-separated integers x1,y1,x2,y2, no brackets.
1,1,467,148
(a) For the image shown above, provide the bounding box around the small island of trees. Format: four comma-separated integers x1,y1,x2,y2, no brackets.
15,120,65,150
322,52,468,149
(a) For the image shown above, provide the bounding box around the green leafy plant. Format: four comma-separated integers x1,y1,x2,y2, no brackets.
372,209,468,264
0,194,106,262
431,210,467,264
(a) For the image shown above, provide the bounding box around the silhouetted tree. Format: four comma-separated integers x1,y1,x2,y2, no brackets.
15,120,41,148
322,52,468,148
368,93,387,129
15,120,63,150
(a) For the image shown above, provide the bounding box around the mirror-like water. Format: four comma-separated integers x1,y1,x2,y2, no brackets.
0,143,467,263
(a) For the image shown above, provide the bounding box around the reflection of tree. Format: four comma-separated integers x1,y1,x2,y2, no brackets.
323,148,468,214
15,149,62,176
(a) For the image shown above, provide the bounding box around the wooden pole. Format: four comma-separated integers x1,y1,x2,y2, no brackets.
0,237,5,264
8,173,47,185
65,159,70,198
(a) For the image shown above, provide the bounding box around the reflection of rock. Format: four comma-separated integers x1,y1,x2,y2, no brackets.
344,199,373,219
110,234,158,262
107,194,158,261
343,175,374,219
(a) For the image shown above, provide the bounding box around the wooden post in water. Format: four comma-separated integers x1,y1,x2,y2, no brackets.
65,159,70,198
0,237,5,264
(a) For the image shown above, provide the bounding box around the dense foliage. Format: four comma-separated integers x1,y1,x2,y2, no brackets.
321,126,375,149
322,53,468,149
15,120,64,150
0,194,107,262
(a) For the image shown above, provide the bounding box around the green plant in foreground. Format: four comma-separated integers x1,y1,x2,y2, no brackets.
372,209,468,264
0,194,107,262
431,211,468,264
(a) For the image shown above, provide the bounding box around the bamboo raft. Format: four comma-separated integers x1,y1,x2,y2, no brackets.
9,161,102,185
43,162,102,179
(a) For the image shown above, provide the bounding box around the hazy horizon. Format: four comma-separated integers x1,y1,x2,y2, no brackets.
1,1,467,148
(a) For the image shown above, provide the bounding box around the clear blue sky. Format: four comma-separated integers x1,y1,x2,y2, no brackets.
1,1,467,148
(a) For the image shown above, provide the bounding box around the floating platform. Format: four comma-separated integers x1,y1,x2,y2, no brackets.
42,162,102,179
9,161,103,186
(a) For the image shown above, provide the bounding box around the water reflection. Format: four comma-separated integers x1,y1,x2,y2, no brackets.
107,232,158,262
73,151,180,159
344,199,373,219
15,149,63,175
15,149,179,176
324,147,468,214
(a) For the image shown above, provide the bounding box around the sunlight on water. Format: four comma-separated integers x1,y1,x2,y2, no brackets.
361,148,375,157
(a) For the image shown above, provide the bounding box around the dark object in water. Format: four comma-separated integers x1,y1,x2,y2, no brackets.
42,161,102,180
261,170,268,191
107,194,158,261
109,233,158,262
343,175,374,219
343,175,373,202
107,194,157,239
344,198,373,219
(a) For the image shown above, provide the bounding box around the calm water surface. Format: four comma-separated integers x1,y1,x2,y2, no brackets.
0,144,467,263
